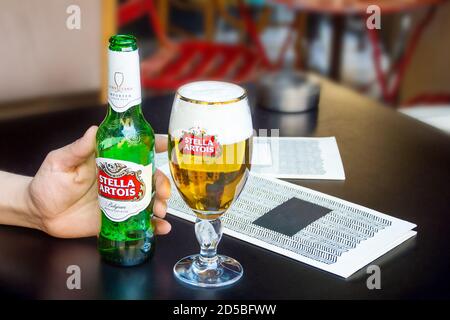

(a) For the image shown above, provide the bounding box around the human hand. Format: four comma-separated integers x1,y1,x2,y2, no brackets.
28,126,171,238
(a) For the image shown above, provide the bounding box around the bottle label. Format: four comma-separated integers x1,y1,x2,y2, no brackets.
108,50,142,112
96,157,152,222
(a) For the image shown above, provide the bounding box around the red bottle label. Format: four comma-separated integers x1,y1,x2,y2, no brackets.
96,158,152,222
98,168,144,201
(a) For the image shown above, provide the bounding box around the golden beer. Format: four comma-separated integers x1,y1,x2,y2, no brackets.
168,135,252,219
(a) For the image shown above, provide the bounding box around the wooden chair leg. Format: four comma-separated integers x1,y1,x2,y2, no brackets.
156,0,169,40
204,1,216,41
294,11,307,70
330,15,345,81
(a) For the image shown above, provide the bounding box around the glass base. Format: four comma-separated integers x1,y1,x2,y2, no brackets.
173,254,243,288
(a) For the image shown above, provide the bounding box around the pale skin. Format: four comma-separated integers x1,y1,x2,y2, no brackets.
0,126,171,238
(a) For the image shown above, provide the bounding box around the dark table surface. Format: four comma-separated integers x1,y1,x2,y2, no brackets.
0,79,449,299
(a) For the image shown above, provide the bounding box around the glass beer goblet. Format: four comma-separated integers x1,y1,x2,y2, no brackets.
168,81,253,287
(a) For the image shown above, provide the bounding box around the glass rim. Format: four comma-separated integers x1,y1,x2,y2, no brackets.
175,91,248,105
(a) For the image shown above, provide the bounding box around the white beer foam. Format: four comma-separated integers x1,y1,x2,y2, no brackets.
178,81,245,103
169,82,253,145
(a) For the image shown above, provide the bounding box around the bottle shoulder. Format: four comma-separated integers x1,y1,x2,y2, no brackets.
97,120,154,136
97,120,154,163
98,113,154,136
98,106,153,133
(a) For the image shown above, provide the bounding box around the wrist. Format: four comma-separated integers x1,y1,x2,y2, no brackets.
23,178,45,231
0,172,43,231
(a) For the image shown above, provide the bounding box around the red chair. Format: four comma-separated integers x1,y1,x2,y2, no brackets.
118,0,285,91
366,6,438,104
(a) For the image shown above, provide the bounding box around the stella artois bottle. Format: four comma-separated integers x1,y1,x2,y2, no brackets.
96,35,155,266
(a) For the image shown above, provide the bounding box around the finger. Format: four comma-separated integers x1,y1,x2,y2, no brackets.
48,126,98,170
155,169,171,200
153,199,167,219
155,134,168,153
153,217,172,235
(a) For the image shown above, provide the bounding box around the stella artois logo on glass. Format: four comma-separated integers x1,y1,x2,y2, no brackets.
178,127,222,157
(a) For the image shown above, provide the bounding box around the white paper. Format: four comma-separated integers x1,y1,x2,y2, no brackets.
251,137,346,180
155,136,345,180
158,165,416,278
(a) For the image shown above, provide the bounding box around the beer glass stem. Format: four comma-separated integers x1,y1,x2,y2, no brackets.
194,217,222,269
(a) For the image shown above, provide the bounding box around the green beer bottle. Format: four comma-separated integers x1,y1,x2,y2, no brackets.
96,34,155,266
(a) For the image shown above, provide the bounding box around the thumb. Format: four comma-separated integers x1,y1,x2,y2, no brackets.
48,126,98,170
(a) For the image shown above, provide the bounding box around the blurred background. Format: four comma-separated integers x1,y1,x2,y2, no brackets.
0,0,449,133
